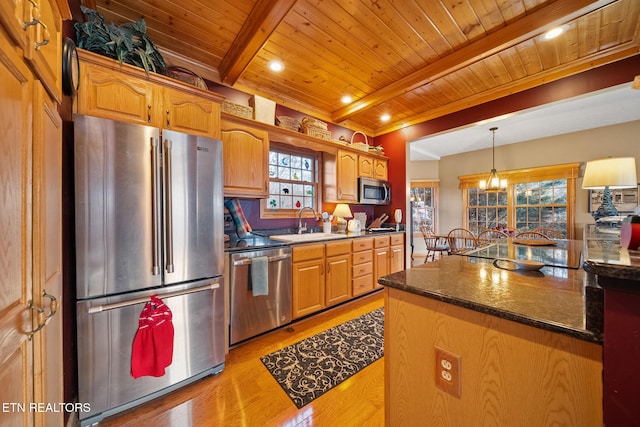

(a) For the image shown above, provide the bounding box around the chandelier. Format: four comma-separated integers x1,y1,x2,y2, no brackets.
479,127,507,192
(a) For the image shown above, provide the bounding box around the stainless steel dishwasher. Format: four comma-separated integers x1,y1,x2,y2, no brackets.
229,246,292,345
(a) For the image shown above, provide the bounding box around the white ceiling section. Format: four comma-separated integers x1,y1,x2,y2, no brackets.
409,83,640,161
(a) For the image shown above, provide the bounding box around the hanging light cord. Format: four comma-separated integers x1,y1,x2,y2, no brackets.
490,126,497,170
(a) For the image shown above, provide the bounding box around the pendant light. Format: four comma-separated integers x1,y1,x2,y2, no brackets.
479,127,507,192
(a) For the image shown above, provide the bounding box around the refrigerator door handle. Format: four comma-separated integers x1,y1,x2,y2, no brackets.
164,138,174,273
151,138,161,275
87,282,220,314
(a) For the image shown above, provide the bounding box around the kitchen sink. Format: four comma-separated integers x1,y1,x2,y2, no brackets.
269,233,348,243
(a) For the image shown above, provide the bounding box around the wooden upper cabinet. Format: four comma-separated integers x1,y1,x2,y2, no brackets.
77,59,156,125
221,118,269,198
359,154,388,180
162,87,221,138
75,49,224,137
0,0,26,47
324,149,358,203
23,0,62,102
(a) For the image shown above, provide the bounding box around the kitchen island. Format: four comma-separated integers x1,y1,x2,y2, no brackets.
379,241,603,426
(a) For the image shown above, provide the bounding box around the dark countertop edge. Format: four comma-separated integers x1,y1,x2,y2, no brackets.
583,259,640,281
378,276,603,344
224,229,405,252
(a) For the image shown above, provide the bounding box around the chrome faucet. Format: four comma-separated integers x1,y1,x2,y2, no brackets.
298,207,320,234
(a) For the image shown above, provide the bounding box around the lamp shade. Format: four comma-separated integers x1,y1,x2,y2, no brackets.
332,203,353,219
582,157,637,189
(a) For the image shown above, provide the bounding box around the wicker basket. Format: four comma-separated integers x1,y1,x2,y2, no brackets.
350,131,370,152
276,116,301,132
302,125,331,140
301,116,328,130
166,66,208,90
222,101,253,119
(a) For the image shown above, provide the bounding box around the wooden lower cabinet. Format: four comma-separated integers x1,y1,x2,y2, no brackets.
374,234,405,288
325,241,352,307
292,235,402,318
352,237,374,296
292,244,325,318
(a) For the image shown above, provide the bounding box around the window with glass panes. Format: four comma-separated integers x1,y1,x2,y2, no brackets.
515,180,567,237
410,181,439,232
459,163,579,239
267,148,317,211
467,188,508,230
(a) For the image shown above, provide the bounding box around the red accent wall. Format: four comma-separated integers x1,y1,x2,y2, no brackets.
373,132,407,222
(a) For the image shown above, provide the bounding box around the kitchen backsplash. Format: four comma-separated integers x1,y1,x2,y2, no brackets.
224,198,376,236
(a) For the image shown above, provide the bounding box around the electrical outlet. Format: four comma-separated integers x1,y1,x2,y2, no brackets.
435,347,461,398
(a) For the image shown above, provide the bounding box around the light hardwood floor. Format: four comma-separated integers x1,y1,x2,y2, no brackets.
98,291,385,427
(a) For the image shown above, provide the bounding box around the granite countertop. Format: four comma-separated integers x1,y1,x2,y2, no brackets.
225,227,405,252
581,224,640,281
379,254,601,343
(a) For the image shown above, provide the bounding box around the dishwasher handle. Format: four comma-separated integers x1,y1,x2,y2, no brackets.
232,253,291,266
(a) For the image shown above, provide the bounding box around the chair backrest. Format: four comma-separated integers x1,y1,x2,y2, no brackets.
447,228,477,253
514,231,551,240
476,229,509,246
469,225,488,237
532,227,564,239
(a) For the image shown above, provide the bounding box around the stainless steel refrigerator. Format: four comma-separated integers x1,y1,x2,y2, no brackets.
73,115,225,426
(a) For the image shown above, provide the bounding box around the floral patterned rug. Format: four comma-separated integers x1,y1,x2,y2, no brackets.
260,308,384,408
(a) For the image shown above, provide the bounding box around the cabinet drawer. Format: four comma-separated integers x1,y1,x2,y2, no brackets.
391,234,404,245
353,237,373,251
292,243,325,262
325,240,352,257
374,235,390,248
352,261,372,278
352,274,374,296
353,250,373,264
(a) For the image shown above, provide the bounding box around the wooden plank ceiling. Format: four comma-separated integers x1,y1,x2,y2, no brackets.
82,0,639,136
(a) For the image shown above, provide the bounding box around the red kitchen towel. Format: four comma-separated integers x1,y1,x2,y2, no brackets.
225,198,252,238
131,295,174,379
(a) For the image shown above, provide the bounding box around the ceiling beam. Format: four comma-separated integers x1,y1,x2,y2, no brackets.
218,0,297,85
331,0,617,124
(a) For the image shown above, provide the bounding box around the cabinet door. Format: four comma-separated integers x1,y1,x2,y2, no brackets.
0,0,25,46
390,244,404,275
163,87,220,138
76,60,157,126
359,155,374,178
337,150,358,202
221,120,269,198
0,26,35,426
374,159,388,180
23,0,62,102
326,254,351,307
374,247,390,283
292,259,325,318
32,82,63,427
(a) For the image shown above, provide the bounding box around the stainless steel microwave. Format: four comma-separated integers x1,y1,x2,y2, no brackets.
358,177,391,205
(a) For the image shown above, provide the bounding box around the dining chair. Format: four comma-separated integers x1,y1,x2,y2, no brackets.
419,225,449,262
476,229,510,247
533,227,564,239
447,228,477,254
469,225,488,237
514,231,551,240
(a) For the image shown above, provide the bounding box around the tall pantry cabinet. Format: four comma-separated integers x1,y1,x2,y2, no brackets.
0,1,67,426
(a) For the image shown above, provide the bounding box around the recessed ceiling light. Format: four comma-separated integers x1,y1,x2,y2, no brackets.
543,27,565,40
380,113,391,122
341,95,352,104
268,60,284,72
